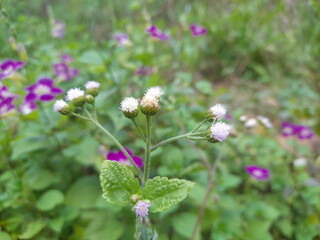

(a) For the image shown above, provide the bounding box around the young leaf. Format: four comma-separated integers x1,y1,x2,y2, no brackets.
100,161,141,206
142,176,195,212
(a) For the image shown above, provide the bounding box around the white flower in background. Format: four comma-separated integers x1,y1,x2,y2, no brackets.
209,103,227,120
209,122,231,142
239,115,248,122
245,118,258,128
120,97,139,118
257,115,273,128
145,86,164,99
294,157,307,167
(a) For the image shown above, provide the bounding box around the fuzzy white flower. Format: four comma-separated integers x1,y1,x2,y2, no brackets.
209,103,227,120
120,97,139,113
145,86,164,99
245,118,258,128
66,88,85,101
53,99,68,112
140,95,160,116
84,81,100,89
257,115,273,128
209,122,231,142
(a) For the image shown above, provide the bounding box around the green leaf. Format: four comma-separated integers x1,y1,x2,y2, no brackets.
142,176,195,212
27,170,58,190
65,176,101,209
78,50,105,64
100,161,141,206
0,231,11,240
48,217,64,233
19,220,46,239
36,189,64,211
173,213,200,239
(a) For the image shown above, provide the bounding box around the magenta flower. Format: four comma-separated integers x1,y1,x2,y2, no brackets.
51,20,66,39
146,25,170,41
25,78,63,102
114,33,131,46
20,98,37,115
106,148,143,168
189,24,207,37
53,63,78,81
135,66,153,76
0,59,25,81
60,54,73,63
281,122,297,137
0,85,18,115
245,165,270,181
295,125,314,140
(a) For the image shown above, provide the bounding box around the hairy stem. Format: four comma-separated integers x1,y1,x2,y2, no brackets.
132,118,147,142
143,115,152,183
150,133,190,152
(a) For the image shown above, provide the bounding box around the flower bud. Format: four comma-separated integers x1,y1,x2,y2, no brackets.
53,99,74,115
85,94,95,104
131,194,140,203
84,81,100,97
66,88,86,107
120,97,139,118
140,95,160,116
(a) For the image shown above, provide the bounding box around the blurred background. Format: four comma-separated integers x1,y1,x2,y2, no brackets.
0,0,320,239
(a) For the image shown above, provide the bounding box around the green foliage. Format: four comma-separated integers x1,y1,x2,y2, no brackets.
142,177,195,212
100,161,140,206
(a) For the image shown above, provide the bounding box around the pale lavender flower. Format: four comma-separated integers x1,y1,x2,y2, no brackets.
0,59,25,81
134,200,151,219
60,54,73,63
146,25,170,41
106,148,143,168
53,62,78,81
209,122,231,142
189,24,207,36
51,20,66,39
245,165,270,181
114,33,131,46
209,103,227,120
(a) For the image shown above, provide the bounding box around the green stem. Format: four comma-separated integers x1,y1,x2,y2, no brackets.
150,133,190,152
143,115,152,183
92,103,98,120
131,118,147,142
187,136,207,141
190,119,207,133
71,113,90,120
83,107,143,180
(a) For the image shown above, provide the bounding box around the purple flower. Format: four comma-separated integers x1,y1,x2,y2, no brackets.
106,148,143,168
0,85,18,115
20,98,37,115
146,25,170,41
60,54,73,63
53,63,78,81
189,24,207,37
0,59,25,81
135,66,153,76
281,122,297,137
134,200,151,219
25,78,63,102
114,33,131,46
51,20,66,39
295,125,314,140
245,165,270,181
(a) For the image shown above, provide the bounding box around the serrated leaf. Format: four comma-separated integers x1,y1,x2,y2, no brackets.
142,176,195,212
100,161,141,206
19,220,46,239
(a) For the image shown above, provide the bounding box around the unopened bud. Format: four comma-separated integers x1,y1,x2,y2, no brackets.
140,95,160,116
85,94,95,104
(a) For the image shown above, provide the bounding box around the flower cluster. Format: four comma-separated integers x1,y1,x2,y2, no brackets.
146,25,170,41
0,59,25,81
53,81,100,114
106,148,143,168
0,85,18,115
281,122,314,140
53,54,79,81
120,86,164,118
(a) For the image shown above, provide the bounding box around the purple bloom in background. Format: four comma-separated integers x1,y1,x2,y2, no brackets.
51,20,66,39
245,165,270,181
295,125,314,140
106,148,143,168
0,85,18,115
114,33,131,46
20,98,37,115
189,24,207,37
0,59,25,81
25,78,63,102
53,62,78,81
146,25,170,41
281,122,297,137
135,66,153,76
60,54,73,63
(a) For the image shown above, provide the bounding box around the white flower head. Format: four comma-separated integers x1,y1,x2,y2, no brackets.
245,118,258,128
66,88,85,101
84,81,100,89
53,99,68,112
209,103,227,120
209,122,231,142
134,200,151,219
120,97,139,118
140,95,160,116
145,86,164,99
